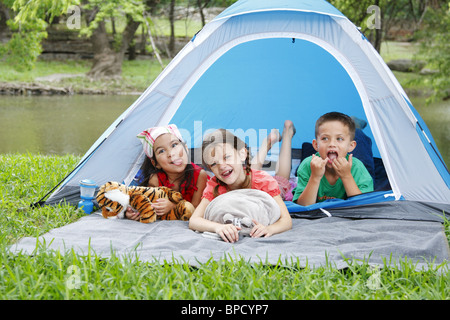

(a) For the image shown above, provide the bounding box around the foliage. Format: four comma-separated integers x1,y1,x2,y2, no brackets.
0,0,76,71
413,4,450,102
1,0,147,72
0,21,47,71
80,0,146,38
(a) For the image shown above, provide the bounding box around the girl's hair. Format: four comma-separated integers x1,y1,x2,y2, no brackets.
138,141,194,194
202,129,252,198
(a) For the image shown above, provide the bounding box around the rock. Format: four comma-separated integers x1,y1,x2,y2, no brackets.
387,59,426,72
419,68,438,75
0,82,73,95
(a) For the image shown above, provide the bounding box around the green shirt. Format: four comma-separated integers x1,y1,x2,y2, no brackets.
292,153,374,203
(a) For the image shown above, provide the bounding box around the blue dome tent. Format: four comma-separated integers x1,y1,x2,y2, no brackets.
39,0,449,221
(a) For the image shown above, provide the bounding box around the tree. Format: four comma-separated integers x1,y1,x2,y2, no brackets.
1,0,159,78
329,0,430,53
0,0,60,71
197,0,212,27
414,2,449,102
0,1,12,34
81,1,145,78
329,0,383,51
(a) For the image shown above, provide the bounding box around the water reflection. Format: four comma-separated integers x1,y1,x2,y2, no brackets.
412,96,450,167
0,94,448,167
0,95,138,155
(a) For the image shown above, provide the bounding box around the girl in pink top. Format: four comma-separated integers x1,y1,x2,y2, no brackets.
189,129,292,243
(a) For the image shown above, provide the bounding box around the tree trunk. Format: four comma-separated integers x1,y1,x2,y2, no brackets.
0,2,10,36
373,0,382,53
197,0,211,27
85,9,140,79
168,0,175,53
197,0,206,26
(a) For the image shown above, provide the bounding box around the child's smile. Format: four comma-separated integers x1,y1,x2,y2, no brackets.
204,143,247,189
220,168,233,178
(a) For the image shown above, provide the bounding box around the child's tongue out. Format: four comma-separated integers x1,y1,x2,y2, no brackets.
327,151,338,163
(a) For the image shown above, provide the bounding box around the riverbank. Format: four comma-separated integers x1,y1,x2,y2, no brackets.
0,58,168,95
0,41,436,97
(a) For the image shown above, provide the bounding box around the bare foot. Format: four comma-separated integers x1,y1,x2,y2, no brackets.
267,128,281,149
282,120,296,139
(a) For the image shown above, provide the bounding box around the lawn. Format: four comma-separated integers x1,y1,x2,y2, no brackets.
0,58,170,94
1,154,449,300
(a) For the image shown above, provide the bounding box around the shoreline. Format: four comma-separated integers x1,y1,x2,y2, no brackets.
0,78,431,98
0,80,143,96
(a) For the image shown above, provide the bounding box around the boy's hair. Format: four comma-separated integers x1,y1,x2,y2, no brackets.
202,129,252,198
315,112,356,140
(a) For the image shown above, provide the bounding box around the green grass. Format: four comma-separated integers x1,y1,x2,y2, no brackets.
0,60,90,82
380,41,420,62
0,59,170,93
55,59,171,93
380,41,436,95
1,154,449,300
146,17,204,38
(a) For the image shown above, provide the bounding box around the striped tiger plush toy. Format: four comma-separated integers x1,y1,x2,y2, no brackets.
95,181,194,223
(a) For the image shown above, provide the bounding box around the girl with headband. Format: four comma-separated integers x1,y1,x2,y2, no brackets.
126,124,208,221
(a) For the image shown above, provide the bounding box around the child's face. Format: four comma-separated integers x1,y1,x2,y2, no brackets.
152,133,189,174
313,120,356,168
203,143,247,189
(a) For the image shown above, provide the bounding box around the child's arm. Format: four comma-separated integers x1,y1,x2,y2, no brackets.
332,154,361,197
189,197,241,243
250,195,292,238
190,170,208,208
295,154,327,206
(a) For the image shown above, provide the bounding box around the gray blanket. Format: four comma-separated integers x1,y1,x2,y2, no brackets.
204,189,280,225
10,213,449,269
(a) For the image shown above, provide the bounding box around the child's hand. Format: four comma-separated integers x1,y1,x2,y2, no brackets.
332,154,353,179
250,220,272,238
310,154,328,179
215,224,240,243
151,198,176,216
125,207,140,221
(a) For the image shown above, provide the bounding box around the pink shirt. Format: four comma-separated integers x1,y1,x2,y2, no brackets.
202,169,281,201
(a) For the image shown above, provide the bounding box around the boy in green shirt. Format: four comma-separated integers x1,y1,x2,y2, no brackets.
293,112,373,206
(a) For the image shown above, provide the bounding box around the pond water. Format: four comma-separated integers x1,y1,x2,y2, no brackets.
0,94,448,167
0,95,138,155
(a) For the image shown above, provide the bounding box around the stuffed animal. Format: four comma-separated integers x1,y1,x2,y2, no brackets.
95,181,194,223
223,213,254,237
